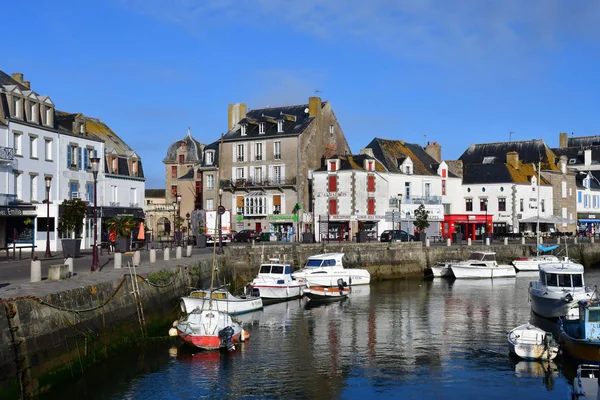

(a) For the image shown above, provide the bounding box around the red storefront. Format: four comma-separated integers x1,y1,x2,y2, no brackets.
442,214,493,241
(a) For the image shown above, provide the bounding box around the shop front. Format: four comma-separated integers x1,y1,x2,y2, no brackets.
577,213,600,235
0,205,37,247
267,214,296,241
442,214,492,241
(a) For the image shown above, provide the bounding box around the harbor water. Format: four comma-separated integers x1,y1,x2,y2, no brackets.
40,270,600,400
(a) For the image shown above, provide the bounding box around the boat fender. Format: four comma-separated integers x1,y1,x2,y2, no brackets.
241,329,250,342
172,320,178,327
168,327,178,337
218,326,236,351
337,278,345,292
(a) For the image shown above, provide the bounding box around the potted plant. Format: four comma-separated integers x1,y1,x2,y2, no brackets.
106,215,135,253
57,198,87,257
413,204,430,243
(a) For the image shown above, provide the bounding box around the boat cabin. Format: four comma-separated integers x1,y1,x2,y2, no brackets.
258,262,293,282
574,299,600,341
467,252,496,262
538,264,585,289
303,253,344,269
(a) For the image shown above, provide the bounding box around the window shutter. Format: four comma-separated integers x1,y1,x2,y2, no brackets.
67,145,71,168
78,147,82,169
273,195,281,206
84,148,89,170
368,198,375,214
328,175,337,192
250,143,254,161
237,196,244,208
329,199,337,215
94,149,98,158
367,175,375,192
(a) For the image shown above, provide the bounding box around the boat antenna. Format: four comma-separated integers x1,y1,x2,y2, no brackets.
536,159,540,257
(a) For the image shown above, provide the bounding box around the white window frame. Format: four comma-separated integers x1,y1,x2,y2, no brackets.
236,167,245,181
255,142,263,161
207,175,215,190
13,132,22,156
206,198,215,210
29,135,38,159
12,96,21,118
30,174,38,202
277,120,283,132
254,166,263,184
241,124,247,136
45,138,53,161
206,150,214,165
15,172,22,200
274,141,281,160
236,144,245,162
244,194,267,216
259,122,266,134
561,181,567,198
272,165,282,184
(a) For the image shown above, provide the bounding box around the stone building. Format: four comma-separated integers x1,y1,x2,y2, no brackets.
219,97,350,239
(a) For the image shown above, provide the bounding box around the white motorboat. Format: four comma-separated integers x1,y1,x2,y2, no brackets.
528,261,594,319
507,323,559,361
249,259,306,303
430,260,459,278
292,252,370,286
180,287,263,316
512,254,566,272
450,251,516,279
572,364,600,399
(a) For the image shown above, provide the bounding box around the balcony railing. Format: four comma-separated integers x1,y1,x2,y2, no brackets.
0,146,14,162
404,195,442,205
0,194,17,206
221,177,297,189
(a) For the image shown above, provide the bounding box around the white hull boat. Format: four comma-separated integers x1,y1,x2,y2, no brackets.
450,251,516,279
180,288,263,316
512,255,562,271
507,323,559,361
573,364,600,399
528,261,594,319
292,252,370,286
250,259,306,302
430,261,458,278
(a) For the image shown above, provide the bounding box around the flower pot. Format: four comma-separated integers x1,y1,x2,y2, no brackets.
116,238,130,253
61,238,81,258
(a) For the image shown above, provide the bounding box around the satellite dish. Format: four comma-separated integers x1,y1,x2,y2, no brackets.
304,108,309,113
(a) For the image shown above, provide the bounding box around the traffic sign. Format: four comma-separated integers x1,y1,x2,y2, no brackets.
385,211,402,223
218,205,226,215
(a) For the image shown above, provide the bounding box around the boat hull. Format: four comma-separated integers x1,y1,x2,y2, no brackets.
561,334,600,363
295,271,370,287
304,286,349,302
251,284,305,302
178,330,243,350
175,309,247,351
451,264,516,279
431,265,454,278
529,284,592,319
181,294,263,316
512,260,541,272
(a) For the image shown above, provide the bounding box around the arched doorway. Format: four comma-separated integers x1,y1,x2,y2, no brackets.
158,217,171,240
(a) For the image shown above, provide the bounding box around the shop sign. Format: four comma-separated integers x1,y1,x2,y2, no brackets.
356,215,385,220
268,214,294,221
0,207,36,217
330,215,351,220
315,192,349,197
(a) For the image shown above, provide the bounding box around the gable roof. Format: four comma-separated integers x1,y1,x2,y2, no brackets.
463,162,550,185
567,135,600,148
458,139,560,171
315,154,387,172
163,127,205,164
364,138,442,176
222,102,325,141
0,71,30,91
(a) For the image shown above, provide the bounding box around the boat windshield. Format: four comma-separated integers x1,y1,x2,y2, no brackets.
260,265,272,274
589,308,600,323
544,273,584,288
271,265,284,274
305,259,336,267
467,253,485,261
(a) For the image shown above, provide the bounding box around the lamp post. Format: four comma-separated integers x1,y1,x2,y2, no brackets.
176,194,182,246
172,199,177,245
90,157,100,271
44,176,52,258
484,198,489,243
218,188,223,254
398,193,403,233
186,212,191,245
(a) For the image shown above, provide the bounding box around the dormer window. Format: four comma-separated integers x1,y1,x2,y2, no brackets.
12,96,21,118
329,125,334,137
29,101,37,122
365,160,374,171
241,124,247,136
45,107,53,127
206,151,214,165
328,160,337,172
132,160,138,176
405,166,411,174
259,122,266,134
178,154,185,164
79,123,85,134
277,120,283,133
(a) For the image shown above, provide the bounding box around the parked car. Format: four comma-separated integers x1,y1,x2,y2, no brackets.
233,229,260,242
380,230,415,242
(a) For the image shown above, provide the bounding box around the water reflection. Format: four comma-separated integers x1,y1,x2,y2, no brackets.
40,270,600,400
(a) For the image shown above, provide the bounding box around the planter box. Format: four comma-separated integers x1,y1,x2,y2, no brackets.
116,238,130,253
195,234,206,248
61,238,81,258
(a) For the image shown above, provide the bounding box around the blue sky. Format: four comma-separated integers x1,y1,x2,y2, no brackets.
3,1,600,188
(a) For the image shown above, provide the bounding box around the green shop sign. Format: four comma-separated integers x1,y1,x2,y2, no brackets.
268,214,294,221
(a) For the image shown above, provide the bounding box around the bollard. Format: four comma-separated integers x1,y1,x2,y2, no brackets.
150,248,156,263
539,237,543,245
557,237,561,245
64,257,74,277
447,238,451,247
593,236,596,244
176,246,182,259
186,245,192,257
114,252,122,269
504,237,508,246
133,250,141,267
252,239,255,247
48,264,67,280
164,247,170,261
425,238,430,248
521,237,525,245
485,238,490,246
467,237,472,246
574,237,578,245
30,259,41,282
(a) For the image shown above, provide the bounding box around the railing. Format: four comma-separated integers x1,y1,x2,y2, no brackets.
220,177,297,189
145,204,177,212
274,153,281,160
0,194,17,206
0,146,14,162
404,195,442,205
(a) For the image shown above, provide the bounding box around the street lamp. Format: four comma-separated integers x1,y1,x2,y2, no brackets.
172,199,177,245
484,198,489,243
44,176,52,258
398,193,403,233
186,212,191,245
176,194,182,246
90,157,100,271
218,188,223,254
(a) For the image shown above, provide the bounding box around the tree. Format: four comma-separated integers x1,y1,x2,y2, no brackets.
57,198,87,238
413,204,430,233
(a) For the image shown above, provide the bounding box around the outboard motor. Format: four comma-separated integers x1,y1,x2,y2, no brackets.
218,326,235,351
337,278,346,292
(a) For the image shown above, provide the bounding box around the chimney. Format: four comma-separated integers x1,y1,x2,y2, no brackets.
11,73,24,84
425,141,441,163
559,132,568,148
359,148,374,158
506,151,520,169
560,155,567,174
227,103,247,131
308,96,321,117
585,148,592,166
23,81,30,89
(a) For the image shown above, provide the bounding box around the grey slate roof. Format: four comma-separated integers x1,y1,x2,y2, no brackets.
552,146,600,166
314,154,386,172
163,128,205,164
0,71,30,91
575,171,600,190
222,102,324,141
178,167,195,180
568,135,600,148
458,139,560,171
462,164,515,184
196,140,220,169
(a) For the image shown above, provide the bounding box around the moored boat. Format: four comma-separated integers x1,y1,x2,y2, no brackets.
292,252,370,286
450,251,516,279
507,323,559,361
304,279,350,303
572,364,600,399
529,261,594,319
430,260,458,278
559,290,600,363
249,259,306,303
180,287,263,316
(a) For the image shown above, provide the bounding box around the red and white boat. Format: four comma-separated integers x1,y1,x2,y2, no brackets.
171,307,249,351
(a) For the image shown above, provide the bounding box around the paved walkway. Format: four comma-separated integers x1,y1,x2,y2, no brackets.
0,245,215,299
